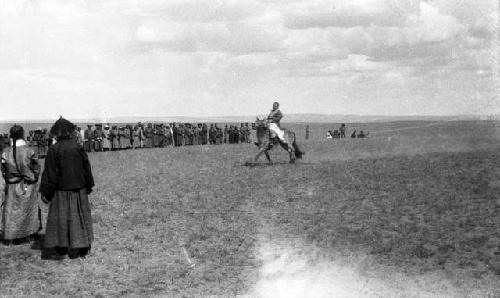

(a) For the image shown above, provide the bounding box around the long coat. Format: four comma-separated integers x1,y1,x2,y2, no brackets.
39,139,94,251
1,140,41,240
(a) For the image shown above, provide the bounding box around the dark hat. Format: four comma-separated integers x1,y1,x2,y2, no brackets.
9,124,24,140
50,117,76,138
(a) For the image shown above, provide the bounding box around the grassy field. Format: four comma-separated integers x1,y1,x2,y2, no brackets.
0,120,499,297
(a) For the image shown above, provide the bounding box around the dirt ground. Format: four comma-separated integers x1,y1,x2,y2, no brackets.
1,120,499,297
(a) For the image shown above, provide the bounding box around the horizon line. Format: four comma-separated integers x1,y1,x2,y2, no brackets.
0,113,495,123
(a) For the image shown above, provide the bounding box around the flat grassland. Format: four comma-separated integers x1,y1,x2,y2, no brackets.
1,120,499,297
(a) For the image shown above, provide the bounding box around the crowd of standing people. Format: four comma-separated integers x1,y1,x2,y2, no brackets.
75,122,254,152
0,122,256,156
0,122,256,158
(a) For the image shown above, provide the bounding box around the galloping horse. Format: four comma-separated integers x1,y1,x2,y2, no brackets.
251,117,304,164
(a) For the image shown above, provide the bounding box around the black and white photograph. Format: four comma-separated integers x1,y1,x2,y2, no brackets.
0,0,499,296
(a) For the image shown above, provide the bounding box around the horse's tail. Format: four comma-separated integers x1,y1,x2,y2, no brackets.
292,135,304,159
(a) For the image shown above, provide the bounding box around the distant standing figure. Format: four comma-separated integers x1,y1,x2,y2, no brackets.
0,138,6,233
119,127,128,149
75,127,83,146
245,123,251,143
0,125,41,242
305,125,310,140
27,130,34,146
78,127,85,147
144,123,154,148
93,124,104,152
102,125,111,151
339,124,346,138
138,124,146,148
132,126,140,149
40,117,94,259
209,124,217,145
83,125,93,152
110,126,120,150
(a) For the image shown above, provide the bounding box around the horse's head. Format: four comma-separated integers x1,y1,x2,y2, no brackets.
254,117,267,128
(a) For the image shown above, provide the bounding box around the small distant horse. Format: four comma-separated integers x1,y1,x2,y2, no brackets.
251,117,304,164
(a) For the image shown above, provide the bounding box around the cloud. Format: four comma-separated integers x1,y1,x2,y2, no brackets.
159,0,261,23
283,0,419,29
133,11,285,54
406,2,465,44
0,0,496,119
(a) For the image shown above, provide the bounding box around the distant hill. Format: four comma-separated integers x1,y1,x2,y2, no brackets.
0,113,492,125
95,113,485,123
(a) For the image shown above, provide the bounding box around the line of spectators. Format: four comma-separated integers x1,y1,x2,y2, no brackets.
0,122,255,156
76,122,253,152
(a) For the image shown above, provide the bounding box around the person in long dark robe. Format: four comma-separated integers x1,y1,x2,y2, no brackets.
144,123,154,148
0,125,41,243
176,124,185,146
233,126,240,144
93,124,104,152
185,124,193,145
172,124,181,147
83,125,93,153
193,124,201,145
110,126,120,150
36,129,46,157
119,127,128,149
209,124,216,145
0,138,6,234
39,117,94,259
0,156,4,235
155,124,161,147
216,126,223,145
201,124,208,145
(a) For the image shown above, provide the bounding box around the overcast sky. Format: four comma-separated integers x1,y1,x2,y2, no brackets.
0,0,498,120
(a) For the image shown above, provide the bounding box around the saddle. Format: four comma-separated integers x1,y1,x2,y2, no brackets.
267,132,281,146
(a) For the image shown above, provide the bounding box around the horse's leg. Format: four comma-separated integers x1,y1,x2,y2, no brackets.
253,148,266,164
288,146,295,163
264,151,272,164
280,142,295,163
282,133,296,163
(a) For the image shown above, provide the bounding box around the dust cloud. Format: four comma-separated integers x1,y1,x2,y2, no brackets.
248,238,461,298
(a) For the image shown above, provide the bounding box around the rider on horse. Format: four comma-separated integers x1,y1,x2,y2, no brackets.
250,103,304,165
267,102,287,144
